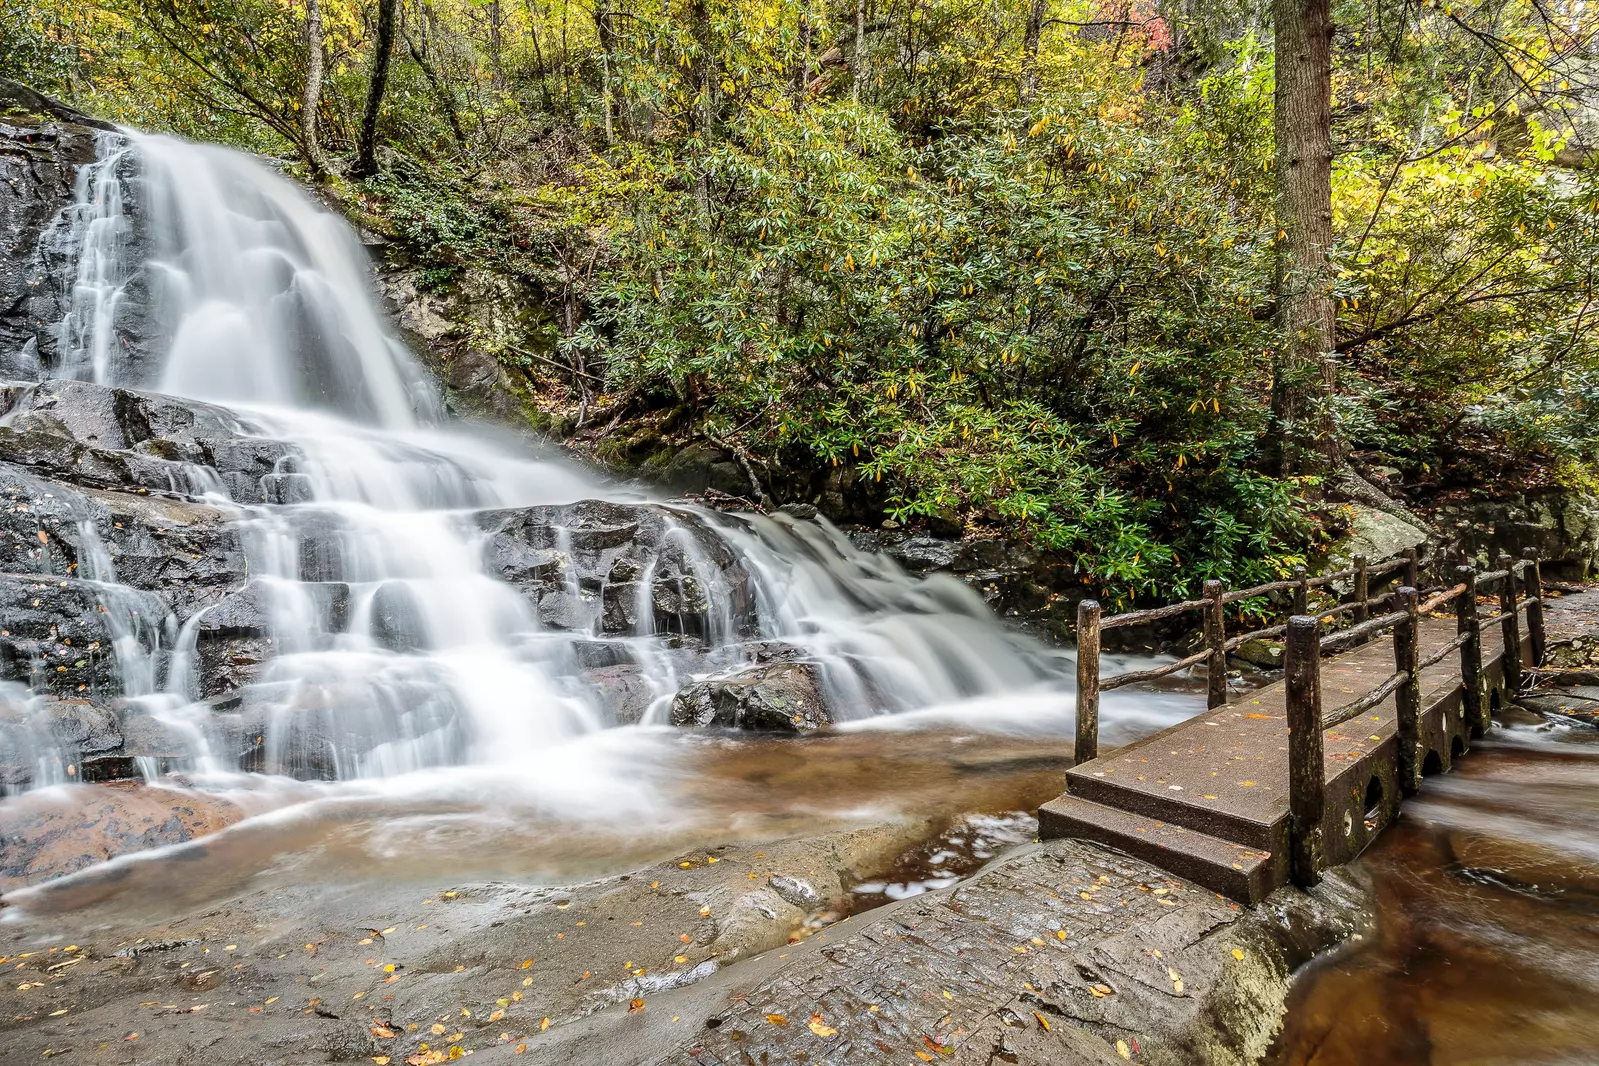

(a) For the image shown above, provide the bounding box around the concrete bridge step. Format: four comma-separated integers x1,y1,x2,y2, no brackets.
1066,763,1281,850
1037,793,1278,905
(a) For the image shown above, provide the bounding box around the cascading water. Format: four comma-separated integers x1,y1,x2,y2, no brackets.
0,129,1191,851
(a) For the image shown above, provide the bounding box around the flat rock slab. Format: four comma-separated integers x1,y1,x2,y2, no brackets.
639,840,1367,1066
0,834,1368,1066
0,783,243,890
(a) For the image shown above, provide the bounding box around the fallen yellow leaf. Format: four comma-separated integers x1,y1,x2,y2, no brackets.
807,1014,838,1037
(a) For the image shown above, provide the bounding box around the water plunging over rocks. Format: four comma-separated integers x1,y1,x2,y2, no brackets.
0,84,1385,1066
0,88,1091,803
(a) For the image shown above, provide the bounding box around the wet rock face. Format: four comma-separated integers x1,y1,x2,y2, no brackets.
0,376,791,790
0,82,113,375
478,500,755,641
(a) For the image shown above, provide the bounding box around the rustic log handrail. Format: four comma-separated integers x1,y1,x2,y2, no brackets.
1099,648,1211,692
1318,609,1408,653
1315,591,1400,621
1224,621,1290,650
1099,597,1209,630
1416,630,1473,672
1418,583,1467,616
1322,668,1409,729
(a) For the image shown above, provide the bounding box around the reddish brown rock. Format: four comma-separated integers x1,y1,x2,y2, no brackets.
0,782,242,891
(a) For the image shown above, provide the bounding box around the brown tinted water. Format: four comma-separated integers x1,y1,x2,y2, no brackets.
1269,722,1599,1066
5,725,1080,926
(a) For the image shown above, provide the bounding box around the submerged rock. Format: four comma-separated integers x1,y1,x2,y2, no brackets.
0,782,242,890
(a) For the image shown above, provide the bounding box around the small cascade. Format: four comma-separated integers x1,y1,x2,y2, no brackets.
0,126,1124,799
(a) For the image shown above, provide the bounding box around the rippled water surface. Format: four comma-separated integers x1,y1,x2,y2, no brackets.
1269,721,1599,1066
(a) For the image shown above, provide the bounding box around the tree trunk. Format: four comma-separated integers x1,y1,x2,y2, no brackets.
404,23,469,149
301,0,331,177
1020,0,1046,105
791,8,811,107
354,0,400,178
689,0,715,219
853,0,867,102
594,2,617,144
1271,0,1338,477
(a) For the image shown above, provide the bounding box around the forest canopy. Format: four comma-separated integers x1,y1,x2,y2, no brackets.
6,0,1598,601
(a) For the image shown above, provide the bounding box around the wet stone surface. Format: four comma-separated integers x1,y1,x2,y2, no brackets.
651,840,1369,1066
0,834,1370,1066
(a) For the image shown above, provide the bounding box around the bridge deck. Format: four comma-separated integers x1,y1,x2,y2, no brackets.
1041,616,1512,902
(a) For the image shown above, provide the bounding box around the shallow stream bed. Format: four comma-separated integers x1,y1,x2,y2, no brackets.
1268,720,1599,1065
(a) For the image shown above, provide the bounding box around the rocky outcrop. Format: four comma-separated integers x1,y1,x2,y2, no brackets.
0,376,796,792
1428,487,1599,580
477,500,754,641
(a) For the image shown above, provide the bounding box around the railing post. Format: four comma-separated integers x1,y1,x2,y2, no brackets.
1352,553,1370,624
1522,547,1545,669
1075,599,1101,766
1404,546,1420,592
1497,552,1523,694
1455,565,1484,733
1291,565,1309,616
1394,587,1422,794
1285,616,1324,888
1203,579,1227,709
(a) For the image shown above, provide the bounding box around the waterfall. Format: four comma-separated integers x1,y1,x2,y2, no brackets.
0,128,1133,795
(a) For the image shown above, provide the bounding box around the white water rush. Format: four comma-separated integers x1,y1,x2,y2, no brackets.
0,130,1189,826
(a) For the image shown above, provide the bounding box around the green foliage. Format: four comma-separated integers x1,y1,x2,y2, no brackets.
10,0,1599,600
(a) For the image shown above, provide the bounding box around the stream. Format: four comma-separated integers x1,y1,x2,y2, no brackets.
1269,719,1599,1065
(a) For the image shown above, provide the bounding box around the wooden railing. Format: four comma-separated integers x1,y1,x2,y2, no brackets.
1073,547,1547,860
1073,546,1423,764
1282,549,1544,886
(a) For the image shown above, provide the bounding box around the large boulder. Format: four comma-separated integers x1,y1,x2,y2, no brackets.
670,661,830,733
1329,502,1429,572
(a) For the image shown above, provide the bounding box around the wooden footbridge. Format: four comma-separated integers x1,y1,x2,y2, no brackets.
1040,548,1547,903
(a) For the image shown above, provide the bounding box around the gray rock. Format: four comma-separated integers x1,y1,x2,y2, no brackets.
670,661,830,732
767,874,822,910
1331,503,1428,574
584,664,657,726
1232,638,1284,669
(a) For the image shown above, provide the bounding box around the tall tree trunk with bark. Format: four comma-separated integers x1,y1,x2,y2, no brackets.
1020,0,1046,105
354,0,400,178
1271,0,1339,477
853,0,866,101
594,2,617,144
689,0,715,219
301,0,331,176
